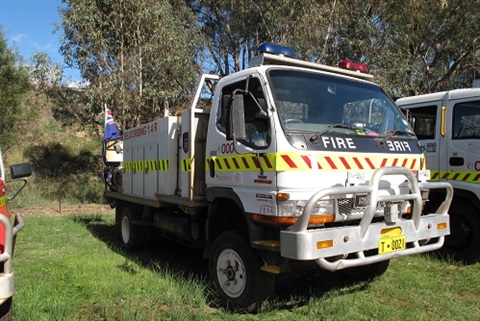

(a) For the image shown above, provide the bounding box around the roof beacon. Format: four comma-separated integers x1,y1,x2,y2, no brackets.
338,60,369,74
255,43,296,58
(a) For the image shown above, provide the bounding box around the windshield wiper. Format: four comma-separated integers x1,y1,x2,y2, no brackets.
310,124,358,143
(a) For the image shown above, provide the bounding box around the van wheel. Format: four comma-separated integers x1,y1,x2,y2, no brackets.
341,260,390,281
0,297,12,321
209,232,274,312
441,202,480,264
119,205,144,251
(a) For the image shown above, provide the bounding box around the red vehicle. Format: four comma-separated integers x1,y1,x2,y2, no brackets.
0,148,31,321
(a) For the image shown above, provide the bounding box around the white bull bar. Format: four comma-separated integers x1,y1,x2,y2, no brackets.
280,167,453,271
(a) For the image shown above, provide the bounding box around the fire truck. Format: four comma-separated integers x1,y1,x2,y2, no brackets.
397,88,480,264
0,148,31,321
103,43,452,311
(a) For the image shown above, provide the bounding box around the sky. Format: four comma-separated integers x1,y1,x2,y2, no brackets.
0,0,80,81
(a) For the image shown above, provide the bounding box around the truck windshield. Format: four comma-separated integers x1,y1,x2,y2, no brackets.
267,69,414,139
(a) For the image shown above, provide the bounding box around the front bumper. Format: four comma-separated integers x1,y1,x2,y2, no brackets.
280,167,453,271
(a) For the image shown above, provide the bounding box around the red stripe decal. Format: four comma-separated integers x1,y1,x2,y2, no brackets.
325,156,337,169
340,157,351,169
462,173,471,181
392,158,398,166
281,155,297,168
215,159,223,170
353,157,364,170
474,174,480,182
365,158,375,169
410,159,417,170
432,172,439,180
452,173,460,180
402,159,408,167
301,155,312,168
381,158,388,167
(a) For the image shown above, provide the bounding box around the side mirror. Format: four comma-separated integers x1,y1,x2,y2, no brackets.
226,93,246,141
8,163,31,201
10,163,32,179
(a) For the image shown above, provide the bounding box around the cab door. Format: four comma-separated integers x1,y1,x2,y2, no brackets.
406,102,443,174
447,98,480,178
206,74,277,215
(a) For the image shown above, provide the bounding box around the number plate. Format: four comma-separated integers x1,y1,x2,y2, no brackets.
378,234,406,254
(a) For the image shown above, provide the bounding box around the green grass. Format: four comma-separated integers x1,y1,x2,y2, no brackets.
12,211,480,320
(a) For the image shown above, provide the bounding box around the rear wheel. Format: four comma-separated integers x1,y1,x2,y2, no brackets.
441,202,480,264
0,297,12,321
209,232,274,312
118,205,144,251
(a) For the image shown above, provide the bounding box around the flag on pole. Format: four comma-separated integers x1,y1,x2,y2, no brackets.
103,103,120,142
102,104,121,166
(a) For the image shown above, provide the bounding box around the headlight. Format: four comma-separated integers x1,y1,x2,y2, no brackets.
278,199,334,217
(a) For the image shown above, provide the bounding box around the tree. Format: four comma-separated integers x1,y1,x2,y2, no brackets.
190,0,480,96
29,52,64,90
59,0,205,130
0,28,31,151
377,0,480,95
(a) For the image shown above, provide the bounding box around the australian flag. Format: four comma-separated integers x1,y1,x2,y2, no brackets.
103,103,120,142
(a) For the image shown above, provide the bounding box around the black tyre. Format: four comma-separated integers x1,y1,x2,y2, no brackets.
341,260,390,281
0,297,12,321
209,232,274,312
119,205,145,251
441,202,480,264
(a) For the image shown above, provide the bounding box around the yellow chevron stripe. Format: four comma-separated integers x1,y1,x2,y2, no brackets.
182,158,192,172
207,154,276,172
430,170,480,183
123,159,169,172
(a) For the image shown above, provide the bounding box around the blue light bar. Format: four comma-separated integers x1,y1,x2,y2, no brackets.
255,43,296,58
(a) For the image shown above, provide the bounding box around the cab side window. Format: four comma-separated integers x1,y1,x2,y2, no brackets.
409,106,437,139
452,101,480,139
216,77,270,149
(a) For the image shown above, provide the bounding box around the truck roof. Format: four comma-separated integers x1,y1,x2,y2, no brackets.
249,53,375,81
396,88,480,106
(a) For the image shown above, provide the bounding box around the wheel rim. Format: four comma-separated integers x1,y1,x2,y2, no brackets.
216,248,246,299
121,215,130,244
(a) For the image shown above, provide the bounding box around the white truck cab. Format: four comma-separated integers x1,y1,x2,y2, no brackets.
397,88,480,263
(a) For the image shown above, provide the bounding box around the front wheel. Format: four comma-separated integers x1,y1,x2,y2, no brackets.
440,202,480,264
209,232,274,312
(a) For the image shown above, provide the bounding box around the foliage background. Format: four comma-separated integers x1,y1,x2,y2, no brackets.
0,0,479,204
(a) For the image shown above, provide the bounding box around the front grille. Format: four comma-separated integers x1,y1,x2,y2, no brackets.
337,198,383,216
